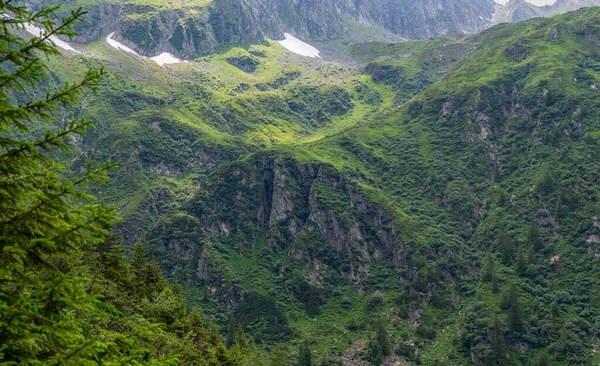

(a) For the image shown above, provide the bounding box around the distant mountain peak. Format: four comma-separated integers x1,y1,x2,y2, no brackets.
492,0,600,24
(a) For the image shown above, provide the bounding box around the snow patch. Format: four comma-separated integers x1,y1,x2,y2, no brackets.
106,32,139,55
151,52,181,67
24,23,80,53
277,33,320,58
106,32,183,67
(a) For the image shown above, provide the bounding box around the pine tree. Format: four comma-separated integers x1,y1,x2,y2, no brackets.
233,327,250,350
554,190,564,224
226,318,236,348
491,271,500,294
531,351,549,366
489,316,506,365
527,243,536,264
482,253,495,282
367,316,391,365
0,2,121,363
133,240,149,270
498,189,506,207
270,345,286,366
529,221,541,250
298,339,312,366
507,285,525,336
229,326,260,365
498,229,513,265
551,301,560,318
132,241,165,297
0,4,189,364
375,316,391,357
94,233,127,280
517,245,527,276
499,287,511,310
203,283,211,301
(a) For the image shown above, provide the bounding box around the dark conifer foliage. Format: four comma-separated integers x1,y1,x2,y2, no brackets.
489,317,506,366
298,339,312,366
366,316,391,365
0,2,275,364
0,2,118,363
507,285,524,337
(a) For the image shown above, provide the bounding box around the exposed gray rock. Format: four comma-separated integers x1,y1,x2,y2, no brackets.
187,157,407,287
250,0,496,41
492,0,600,26
226,55,260,72
37,0,268,59
32,0,600,58
504,42,530,62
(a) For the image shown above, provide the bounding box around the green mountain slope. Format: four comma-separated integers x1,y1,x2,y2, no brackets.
285,9,600,364
35,5,600,365
0,4,274,364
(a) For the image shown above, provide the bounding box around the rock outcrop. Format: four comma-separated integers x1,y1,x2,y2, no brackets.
250,0,496,40
492,0,600,25
186,156,408,285
38,0,268,59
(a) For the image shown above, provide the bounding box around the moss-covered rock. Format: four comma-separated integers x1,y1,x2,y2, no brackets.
226,54,260,72
363,62,406,87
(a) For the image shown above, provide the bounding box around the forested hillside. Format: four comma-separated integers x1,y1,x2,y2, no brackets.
2,0,600,365
0,3,281,364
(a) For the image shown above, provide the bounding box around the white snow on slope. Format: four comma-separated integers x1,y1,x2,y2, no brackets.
151,52,181,67
107,32,139,55
24,23,80,53
277,33,320,58
107,32,184,67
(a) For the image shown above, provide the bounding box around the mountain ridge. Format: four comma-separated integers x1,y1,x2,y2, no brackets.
34,0,600,59
493,0,600,24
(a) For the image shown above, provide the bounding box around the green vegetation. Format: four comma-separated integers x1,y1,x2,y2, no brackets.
6,0,600,365
0,3,275,364
297,339,312,366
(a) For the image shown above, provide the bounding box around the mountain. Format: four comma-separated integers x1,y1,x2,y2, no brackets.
493,0,600,24
248,0,496,40
492,0,551,23
33,0,600,59
27,3,600,364
32,0,272,58
36,0,495,58
9,0,600,365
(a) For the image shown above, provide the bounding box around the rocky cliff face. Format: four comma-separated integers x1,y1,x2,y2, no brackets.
44,0,268,58
341,0,495,39
249,0,496,40
44,0,497,55
35,0,600,58
492,0,550,24
258,0,600,41
187,156,407,283
492,0,600,25
128,0,267,58
163,154,449,310
550,0,600,15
